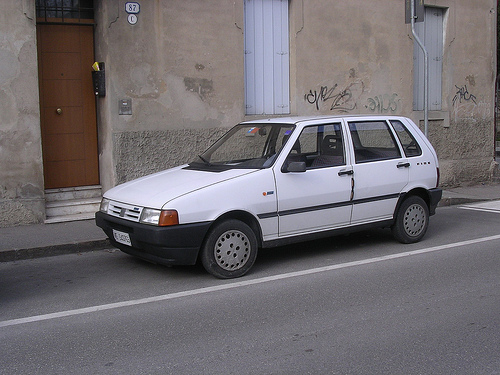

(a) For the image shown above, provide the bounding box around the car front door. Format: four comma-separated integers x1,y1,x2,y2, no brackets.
348,120,409,224
274,123,353,237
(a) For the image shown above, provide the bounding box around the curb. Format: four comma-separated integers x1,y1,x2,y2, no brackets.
0,239,111,263
438,197,486,207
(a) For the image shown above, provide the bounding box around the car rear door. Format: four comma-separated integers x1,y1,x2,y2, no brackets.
347,119,409,225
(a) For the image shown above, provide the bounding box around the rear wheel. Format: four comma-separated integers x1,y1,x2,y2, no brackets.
201,219,258,279
392,196,429,243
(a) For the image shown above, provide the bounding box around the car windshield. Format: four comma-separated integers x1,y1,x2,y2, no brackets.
189,123,295,170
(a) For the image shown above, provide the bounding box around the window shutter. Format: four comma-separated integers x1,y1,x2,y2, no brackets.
413,7,443,111
244,0,289,115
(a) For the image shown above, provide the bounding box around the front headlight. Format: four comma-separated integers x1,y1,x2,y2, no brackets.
140,209,179,226
100,198,110,213
140,208,162,225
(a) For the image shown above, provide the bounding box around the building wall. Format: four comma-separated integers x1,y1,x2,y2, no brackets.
95,0,245,186
0,0,44,226
96,0,497,191
292,0,497,185
0,0,496,226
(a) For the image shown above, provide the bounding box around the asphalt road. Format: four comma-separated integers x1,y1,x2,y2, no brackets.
1,203,500,374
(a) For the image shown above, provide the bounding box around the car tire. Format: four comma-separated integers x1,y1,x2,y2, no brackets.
392,195,429,244
201,219,258,279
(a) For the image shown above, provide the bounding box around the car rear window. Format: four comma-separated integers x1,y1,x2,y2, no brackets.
348,121,402,163
390,120,422,157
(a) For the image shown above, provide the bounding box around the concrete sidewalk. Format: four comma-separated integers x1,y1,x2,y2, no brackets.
1,183,499,262
438,183,500,206
0,219,109,262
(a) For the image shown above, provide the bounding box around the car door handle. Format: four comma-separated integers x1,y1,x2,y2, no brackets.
338,169,354,176
397,162,410,168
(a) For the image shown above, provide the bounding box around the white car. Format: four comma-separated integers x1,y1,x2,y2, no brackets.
96,115,442,278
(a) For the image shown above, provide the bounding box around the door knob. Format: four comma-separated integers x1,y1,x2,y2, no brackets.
56,108,63,115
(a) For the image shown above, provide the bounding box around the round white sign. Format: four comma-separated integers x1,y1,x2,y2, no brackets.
128,14,138,25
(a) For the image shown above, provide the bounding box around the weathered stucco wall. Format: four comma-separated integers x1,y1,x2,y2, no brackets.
291,0,413,116
433,0,497,185
96,0,497,189
95,0,245,187
0,1,44,226
0,0,496,226
291,0,496,186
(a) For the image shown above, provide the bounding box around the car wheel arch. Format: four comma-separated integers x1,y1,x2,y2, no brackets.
206,210,263,247
393,188,431,219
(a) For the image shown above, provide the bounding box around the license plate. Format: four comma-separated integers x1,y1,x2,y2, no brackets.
113,230,132,246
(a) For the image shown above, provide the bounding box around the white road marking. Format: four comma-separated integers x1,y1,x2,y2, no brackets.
460,200,500,213
2,234,500,328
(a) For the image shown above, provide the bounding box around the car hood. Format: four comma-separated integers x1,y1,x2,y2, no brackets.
104,166,257,209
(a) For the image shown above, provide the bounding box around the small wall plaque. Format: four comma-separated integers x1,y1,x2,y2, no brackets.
119,99,132,115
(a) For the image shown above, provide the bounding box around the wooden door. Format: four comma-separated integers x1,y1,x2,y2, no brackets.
37,25,99,189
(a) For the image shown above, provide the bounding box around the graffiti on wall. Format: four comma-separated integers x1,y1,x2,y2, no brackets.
365,93,400,113
304,84,354,111
452,84,477,106
304,81,364,112
452,84,491,122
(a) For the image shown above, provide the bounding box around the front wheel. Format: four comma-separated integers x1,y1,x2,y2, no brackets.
201,220,258,279
392,196,429,244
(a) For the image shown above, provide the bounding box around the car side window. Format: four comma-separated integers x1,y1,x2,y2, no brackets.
390,120,422,157
348,121,402,163
283,123,345,170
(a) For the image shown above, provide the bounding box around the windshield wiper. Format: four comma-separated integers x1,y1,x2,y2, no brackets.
197,154,211,165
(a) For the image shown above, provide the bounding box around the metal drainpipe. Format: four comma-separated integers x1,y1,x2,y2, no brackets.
411,0,429,137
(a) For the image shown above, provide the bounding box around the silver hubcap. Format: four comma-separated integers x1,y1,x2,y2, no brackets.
214,230,251,271
403,203,426,237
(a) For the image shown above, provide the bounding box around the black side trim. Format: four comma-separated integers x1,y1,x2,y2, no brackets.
280,200,353,217
352,193,401,206
258,212,279,219
257,193,402,219
262,219,394,248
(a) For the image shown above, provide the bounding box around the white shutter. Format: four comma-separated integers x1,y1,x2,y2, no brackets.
244,0,289,115
413,7,443,111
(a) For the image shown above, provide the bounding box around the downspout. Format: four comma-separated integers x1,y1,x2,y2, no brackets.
411,0,429,137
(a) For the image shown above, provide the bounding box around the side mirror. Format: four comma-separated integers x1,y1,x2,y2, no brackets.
285,161,306,173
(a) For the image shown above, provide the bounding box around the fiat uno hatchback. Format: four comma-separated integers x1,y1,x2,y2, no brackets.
96,116,442,278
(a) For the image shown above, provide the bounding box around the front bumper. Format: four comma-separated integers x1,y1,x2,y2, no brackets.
95,211,212,265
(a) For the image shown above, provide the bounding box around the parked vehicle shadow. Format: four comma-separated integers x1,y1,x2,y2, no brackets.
253,229,394,271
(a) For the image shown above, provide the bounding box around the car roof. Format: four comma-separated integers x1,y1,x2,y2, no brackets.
240,115,408,126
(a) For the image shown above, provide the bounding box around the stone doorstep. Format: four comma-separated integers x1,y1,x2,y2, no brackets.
45,199,101,221
45,186,102,224
45,185,102,202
